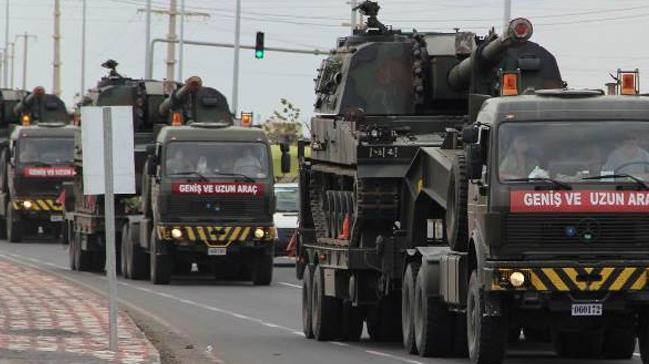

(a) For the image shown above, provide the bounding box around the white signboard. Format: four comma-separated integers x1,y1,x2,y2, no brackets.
80,106,135,195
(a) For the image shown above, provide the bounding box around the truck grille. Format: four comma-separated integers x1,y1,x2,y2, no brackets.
505,214,649,244
166,196,267,219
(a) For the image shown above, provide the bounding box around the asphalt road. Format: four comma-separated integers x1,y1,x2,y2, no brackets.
0,237,642,364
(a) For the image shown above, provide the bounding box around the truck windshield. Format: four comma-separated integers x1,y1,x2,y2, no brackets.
499,121,649,183
18,137,74,164
166,142,269,179
275,185,298,212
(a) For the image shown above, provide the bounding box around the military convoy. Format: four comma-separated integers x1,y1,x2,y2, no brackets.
295,2,649,363
0,87,76,242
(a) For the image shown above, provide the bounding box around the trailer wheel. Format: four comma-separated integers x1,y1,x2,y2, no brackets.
141,163,152,218
75,232,93,272
340,301,363,341
302,264,314,339
602,328,635,359
6,203,21,243
252,249,273,286
311,265,340,341
126,227,149,280
445,155,468,252
402,262,420,353
414,266,451,357
150,234,172,285
553,330,602,358
121,224,130,278
467,270,507,364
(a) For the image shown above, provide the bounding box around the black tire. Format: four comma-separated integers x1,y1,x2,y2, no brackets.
7,203,21,243
76,232,93,272
69,229,78,270
311,265,340,341
367,293,402,342
414,266,452,357
467,270,507,364
640,311,649,364
302,264,314,339
0,212,6,240
340,301,363,342
602,328,635,359
150,233,172,285
59,221,68,245
445,155,468,252
121,224,130,278
252,249,273,286
553,330,602,359
402,262,419,354
128,227,149,280
452,312,469,357
141,166,152,218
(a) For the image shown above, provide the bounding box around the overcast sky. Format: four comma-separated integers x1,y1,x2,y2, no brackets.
2,0,648,123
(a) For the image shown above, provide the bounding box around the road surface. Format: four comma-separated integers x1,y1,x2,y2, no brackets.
0,238,641,364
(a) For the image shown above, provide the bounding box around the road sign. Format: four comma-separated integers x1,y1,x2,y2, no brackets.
80,106,135,195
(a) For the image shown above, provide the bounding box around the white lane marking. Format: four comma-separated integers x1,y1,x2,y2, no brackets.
1,251,428,364
365,350,425,364
278,282,302,289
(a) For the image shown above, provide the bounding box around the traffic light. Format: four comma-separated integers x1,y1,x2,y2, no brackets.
255,32,265,59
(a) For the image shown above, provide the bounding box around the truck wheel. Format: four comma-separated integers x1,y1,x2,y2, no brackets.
302,264,314,339
76,232,93,272
0,214,6,240
467,270,507,364
127,227,149,280
602,328,635,359
402,262,419,353
311,264,340,341
445,155,468,252
7,204,22,243
58,222,67,245
69,230,78,270
452,312,469,357
553,330,602,358
367,293,402,342
640,311,649,364
150,234,172,285
252,249,273,286
414,266,451,357
340,301,363,341
121,224,130,278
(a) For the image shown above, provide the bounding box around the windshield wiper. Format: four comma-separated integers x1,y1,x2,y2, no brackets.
167,171,208,182
212,171,255,183
504,177,572,190
582,174,649,190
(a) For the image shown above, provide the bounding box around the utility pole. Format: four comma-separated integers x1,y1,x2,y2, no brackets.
144,0,151,77
503,0,512,34
9,41,14,88
4,0,9,88
81,0,87,95
0,50,4,87
350,0,357,34
137,5,208,82
16,32,36,90
232,0,241,115
179,0,185,81
53,0,62,96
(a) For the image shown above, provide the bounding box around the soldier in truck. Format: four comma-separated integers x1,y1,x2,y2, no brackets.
499,133,546,179
603,133,649,174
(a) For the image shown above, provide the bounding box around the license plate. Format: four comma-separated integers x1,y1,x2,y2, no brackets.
571,303,602,316
208,247,227,256
50,215,63,222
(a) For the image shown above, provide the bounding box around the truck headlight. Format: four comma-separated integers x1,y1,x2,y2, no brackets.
509,271,526,287
171,228,183,240
22,200,32,209
254,228,265,239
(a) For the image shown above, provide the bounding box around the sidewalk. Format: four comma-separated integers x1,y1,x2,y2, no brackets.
0,258,160,363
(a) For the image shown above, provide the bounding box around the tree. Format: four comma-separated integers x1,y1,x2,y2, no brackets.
263,98,303,144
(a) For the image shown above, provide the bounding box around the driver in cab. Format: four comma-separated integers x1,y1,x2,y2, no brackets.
500,134,548,180
603,134,649,175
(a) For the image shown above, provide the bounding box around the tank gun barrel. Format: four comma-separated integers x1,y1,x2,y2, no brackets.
448,18,533,92
159,76,203,117
13,86,46,115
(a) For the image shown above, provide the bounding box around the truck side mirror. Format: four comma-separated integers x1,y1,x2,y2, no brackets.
466,144,484,180
462,126,479,144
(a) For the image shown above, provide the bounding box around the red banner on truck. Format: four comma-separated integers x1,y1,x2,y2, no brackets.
172,182,264,196
23,166,75,178
511,190,649,213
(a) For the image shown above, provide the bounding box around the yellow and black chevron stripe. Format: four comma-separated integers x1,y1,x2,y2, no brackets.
492,267,648,292
156,225,273,248
12,198,63,212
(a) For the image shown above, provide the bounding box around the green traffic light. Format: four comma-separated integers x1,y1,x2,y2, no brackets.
255,50,264,59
